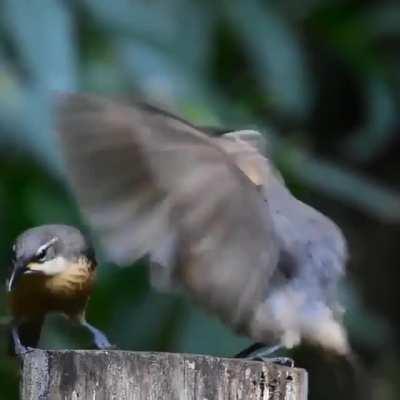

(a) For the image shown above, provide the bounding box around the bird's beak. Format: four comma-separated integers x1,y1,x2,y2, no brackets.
7,262,35,292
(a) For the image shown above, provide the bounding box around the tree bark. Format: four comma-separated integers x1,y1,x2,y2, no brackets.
21,350,308,400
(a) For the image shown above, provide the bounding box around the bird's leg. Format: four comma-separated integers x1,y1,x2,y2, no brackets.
80,320,113,350
235,342,294,367
235,342,266,358
11,325,34,356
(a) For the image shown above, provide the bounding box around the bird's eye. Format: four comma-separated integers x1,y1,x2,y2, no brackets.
35,248,48,263
35,237,57,263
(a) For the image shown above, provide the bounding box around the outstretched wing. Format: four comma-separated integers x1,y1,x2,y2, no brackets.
56,93,278,331
219,130,347,301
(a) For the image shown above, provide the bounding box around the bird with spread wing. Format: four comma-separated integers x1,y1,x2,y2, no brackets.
55,93,349,358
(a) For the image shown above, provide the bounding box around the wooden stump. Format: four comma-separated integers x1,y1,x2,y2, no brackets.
21,350,308,399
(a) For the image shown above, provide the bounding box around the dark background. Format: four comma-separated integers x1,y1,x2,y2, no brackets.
0,1,399,399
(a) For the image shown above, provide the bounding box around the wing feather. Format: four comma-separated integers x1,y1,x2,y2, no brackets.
57,93,278,331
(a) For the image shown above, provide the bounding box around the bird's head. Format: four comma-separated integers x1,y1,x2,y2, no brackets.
7,224,95,292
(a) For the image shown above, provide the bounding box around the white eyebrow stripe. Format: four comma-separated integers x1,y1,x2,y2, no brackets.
36,237,59,255
7,271,16,292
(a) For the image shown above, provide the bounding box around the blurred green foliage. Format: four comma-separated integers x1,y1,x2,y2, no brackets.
0,1,399,399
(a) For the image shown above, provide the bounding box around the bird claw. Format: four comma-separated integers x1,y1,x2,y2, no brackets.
253,356,295,368
93,335,115,350
80,320,114,350
14,344,35,357
96,342,117,350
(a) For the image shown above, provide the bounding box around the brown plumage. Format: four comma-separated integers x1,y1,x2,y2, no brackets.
9,259,94,320
7,225,111,355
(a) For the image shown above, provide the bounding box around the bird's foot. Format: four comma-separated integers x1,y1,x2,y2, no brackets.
252,356,295,368
95,341,117,350
11,326,36,358
80,320,115,350
14,344,35,357
235,342,295,367
93,334,114,350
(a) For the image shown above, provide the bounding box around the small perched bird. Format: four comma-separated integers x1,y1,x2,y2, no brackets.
7,224,111,355
56,93,349,357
